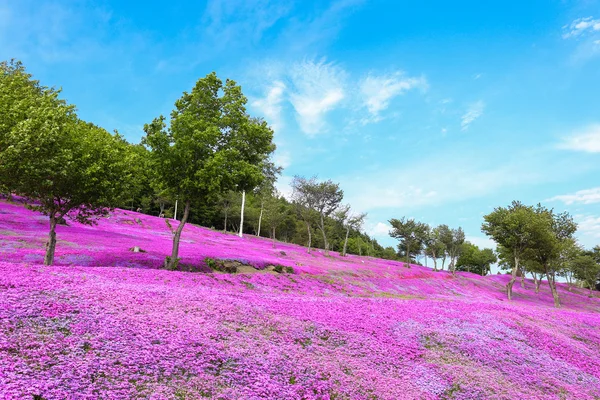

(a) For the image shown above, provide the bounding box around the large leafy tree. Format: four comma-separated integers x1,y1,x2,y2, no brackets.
525,206,577,307
0,60,129,265
482,201,539,301
389,217,429,268
143,72,275,269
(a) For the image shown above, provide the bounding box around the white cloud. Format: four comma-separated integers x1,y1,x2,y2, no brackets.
562,17,600,39
466,236,496,250
359,71,427,117
460,101,484,131
574,214,600,248
287,59,346,136
366,221,392,238
251,80,286,133
557,124,600,152
547,187,600,205
340,155,543,212
273,150,291,169
203,0,293,46
275,174,293,200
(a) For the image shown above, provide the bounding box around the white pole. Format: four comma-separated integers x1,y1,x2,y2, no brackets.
238,190,245,238
174,199,178,221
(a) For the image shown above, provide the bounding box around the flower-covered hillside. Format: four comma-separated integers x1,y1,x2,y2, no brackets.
1,199,600,399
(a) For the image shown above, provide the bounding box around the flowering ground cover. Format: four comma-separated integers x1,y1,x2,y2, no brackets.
1,198,600,399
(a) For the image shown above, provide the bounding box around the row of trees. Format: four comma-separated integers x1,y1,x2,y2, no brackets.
483,201,600,307
389,204,600,308
2,60,598,301
388,218,482,274
0,60,396,267
0,61,278,267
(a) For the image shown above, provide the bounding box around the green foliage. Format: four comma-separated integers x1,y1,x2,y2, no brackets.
571,255,600,291
389,217,429,267
456,242,497,276
143,72,275,268
0,60,129,265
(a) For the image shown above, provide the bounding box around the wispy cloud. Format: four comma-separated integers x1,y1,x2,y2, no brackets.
202,0,293,47
366,221,392,238
573,214,600,248
461,101,485,130
359,71,427,120
557,124,600,152
562,17,600,39
251,80,286,133
288,59,346,136
547,187,600,205
466,236,496,250
340,154,542,212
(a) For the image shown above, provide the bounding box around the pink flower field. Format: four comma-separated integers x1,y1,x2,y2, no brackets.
1,199,600,399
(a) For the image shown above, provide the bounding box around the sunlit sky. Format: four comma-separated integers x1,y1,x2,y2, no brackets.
2,0,600,251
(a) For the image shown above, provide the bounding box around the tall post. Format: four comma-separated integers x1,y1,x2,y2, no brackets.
174,199,178,221
238,190,246,238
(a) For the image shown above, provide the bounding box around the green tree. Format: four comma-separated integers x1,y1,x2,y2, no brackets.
424,225,447,271
440,227,465,276
524,206,577,307
389,217,429,268
263,192,287,248
0,61,128,265
291,176,319,253
456,242,497,276
143,72,275,269
571,254,600,295
482,201,538,301
336,206,366,257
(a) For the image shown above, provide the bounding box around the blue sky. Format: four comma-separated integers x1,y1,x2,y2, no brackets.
3,0,600,253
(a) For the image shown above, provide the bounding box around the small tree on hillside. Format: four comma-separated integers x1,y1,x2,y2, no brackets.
143,72,275,269
424,225,447,271
572,254,600,295
482,201,538,301
441,227,465,275
456,242,497,276
291,176,318,253
389,217,429,268
263,192,287,248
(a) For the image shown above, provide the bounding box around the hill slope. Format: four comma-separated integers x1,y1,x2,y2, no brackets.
1,199,599,399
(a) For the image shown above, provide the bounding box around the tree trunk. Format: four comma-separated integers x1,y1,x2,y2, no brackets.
223,209,228,233
306,221,312,254
533,273,541,293
44,214,58,266
506,256,519,301
405,244,411,268
320,215,329,256
546,270,560,307
432,256,438,272
257,201,264,237
272,227,276,248
342,227,350,256
166,200,190,270
520,271,525,288
441,256,446,271
238,190,245,238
